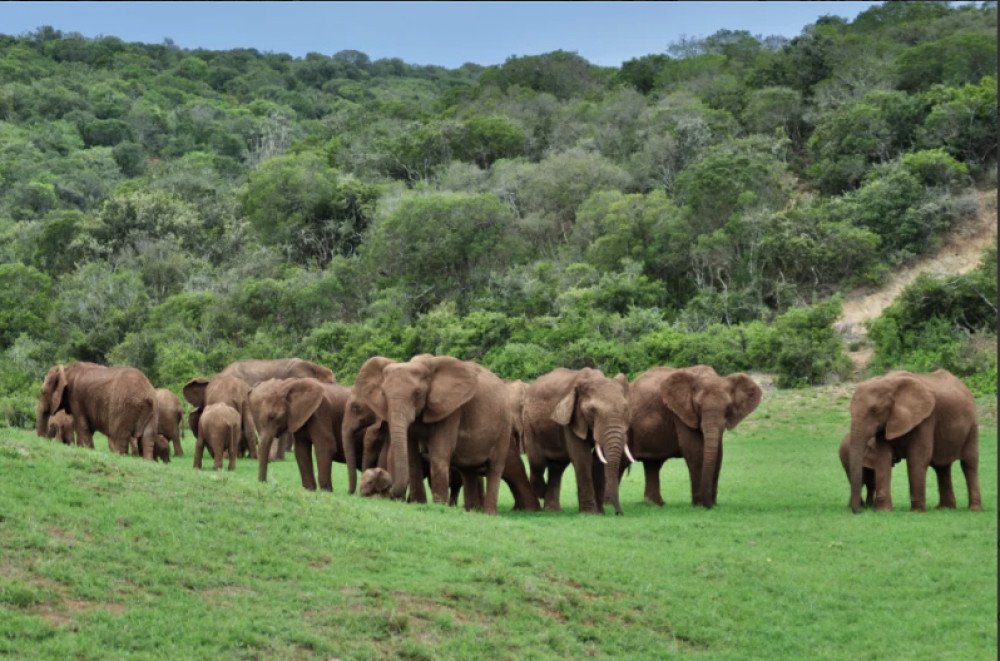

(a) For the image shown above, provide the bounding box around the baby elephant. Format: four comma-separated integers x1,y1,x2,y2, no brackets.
195,403,241,471
46,410,76,446
360,467,393,498
134,434,171,463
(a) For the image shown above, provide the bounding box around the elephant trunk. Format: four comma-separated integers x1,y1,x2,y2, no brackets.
848,420,867,514
388,404,415,501
701,426,723,509
597,420,628,515
343,418,359,495
258,430,276,483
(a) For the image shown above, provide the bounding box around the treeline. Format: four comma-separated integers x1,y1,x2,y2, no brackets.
0,2,997,425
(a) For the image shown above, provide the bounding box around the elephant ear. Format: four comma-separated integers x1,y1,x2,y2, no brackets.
45,365,68,413
286,379,326,435
886,377,934,440
613,373,630,400
183,377,210,408
552,381,589,440
424,356,478,424
355,357,394,421
660,371,700,429
725,373,763,430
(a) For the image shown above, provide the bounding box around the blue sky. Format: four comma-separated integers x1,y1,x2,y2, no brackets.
1,1,888,68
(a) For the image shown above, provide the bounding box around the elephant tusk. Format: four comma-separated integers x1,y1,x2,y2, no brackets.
595,444,608,465
624,444,636,464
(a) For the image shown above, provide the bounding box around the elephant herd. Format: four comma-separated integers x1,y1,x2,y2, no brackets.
35,356,983,515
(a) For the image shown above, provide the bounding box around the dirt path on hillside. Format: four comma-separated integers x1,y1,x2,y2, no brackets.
838,189,997,373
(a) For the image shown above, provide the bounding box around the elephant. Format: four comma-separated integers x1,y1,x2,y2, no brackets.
183,375,258,460
628,365,762,509
135,434,171,463
502,379,540,512
353,354,511,515
37,362,159,459
155,388,184,457
847,369,981,513
837,433,905,508
360,467,393,497
221,358,336,461
194,403,241,471
523,368,631,515
342,388,388,495
250,378,350,491
46,410,76,446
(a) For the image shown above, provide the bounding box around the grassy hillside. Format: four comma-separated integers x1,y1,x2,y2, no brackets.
2,387,995,660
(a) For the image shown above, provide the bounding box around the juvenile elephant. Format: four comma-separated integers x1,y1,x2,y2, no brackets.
184,375,258,460
503,379,540,512
628,366,762,509
523,368,631,515
37,362,159,459
46,410,76,446
221,358,336,461
251,378,350,491
342,388,388,495
155,388,184,457
847,369,981,513
837,433,906,508
360,467,393,497
135,434,171,463
354,354,511,515
195,403,241,471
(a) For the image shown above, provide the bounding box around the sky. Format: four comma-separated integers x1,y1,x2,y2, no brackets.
0,1,890,68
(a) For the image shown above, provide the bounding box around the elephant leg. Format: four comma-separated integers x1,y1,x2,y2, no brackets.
424,416,459,506
682,453,703,506
213,439,224,471
451,469,466,507
710,443,724,506
872,442,894,511
503,451,539,512
228,429,237,472
316,441,334,493
544,461,567,512
592,455,606,510
171,432,184,457
405,428,428,504
933,464,956,509
642,459,666,506
960,427,982,511
906,430,933,512
862,468,876,508
194,436,205,470
294,438,317,491
129,437,140,457
565,431,600,514
460,471,482,511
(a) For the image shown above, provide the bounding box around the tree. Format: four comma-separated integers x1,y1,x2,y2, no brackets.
0,263,53,350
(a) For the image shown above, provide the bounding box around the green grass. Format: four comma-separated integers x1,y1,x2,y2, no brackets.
1,387,996,660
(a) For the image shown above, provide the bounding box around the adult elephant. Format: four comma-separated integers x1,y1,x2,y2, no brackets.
251,378,350,491
523,368,631,515
37,362,159,459
221,358,336,460
155,388,184,457
183,375,258,459
354,354,511,515
847,369,981,513
628,365,762,509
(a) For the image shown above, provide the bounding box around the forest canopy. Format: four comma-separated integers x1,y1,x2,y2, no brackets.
0,1,996,425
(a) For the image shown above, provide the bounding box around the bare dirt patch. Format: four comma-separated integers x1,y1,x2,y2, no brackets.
838,188,997,372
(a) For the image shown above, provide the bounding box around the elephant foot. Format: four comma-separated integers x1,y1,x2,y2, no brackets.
935,502,956,510
970,503,983,512
543,503,562,513
644,495,664,506
909,501,927,512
